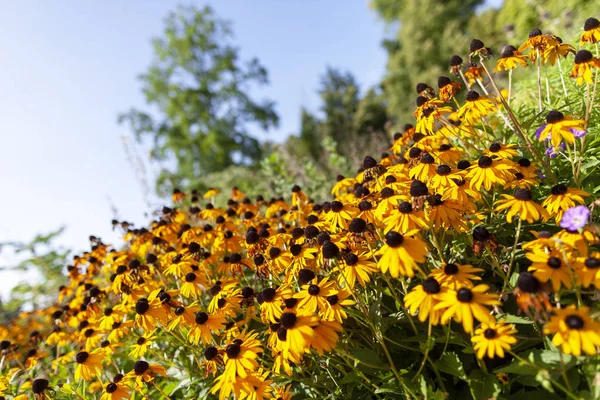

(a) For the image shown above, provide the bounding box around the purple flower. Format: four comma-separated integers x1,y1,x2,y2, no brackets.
570,128,586,139
560,205,590,231
545,143,566,159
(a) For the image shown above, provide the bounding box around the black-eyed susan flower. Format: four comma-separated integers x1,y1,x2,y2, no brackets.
129,333,156,359
542,184,588,223
544,305,600,356
536,110,586,148
100,381,131,400
427,195,468,232
429,263,483,289
526,247,582,291
404,277,443,325
494,188,549,223
272,384,294,400
135,289,167,331
571,49,600,84
74,349,104,381
484,142,518,160
409,152,437,181
320,288,354,323
471,320,517,359
188,311,227,345
333,251,377,289
276,311,318,360
513,272,552,315
311,319,343,355
495,45,528,72
434,285,500,334
429,164,463,191
464,64,485,86
458,91,497,126
449,55,463,75
466,156,514,191
377,231,429,278
581,17,600,46
128,360,166,389
503,172,539,190
437,76,461,102
382,201,428,235
326,201,358,233
575,252,600,288
294,277,338,314
543,35,575,66
518,29,557,62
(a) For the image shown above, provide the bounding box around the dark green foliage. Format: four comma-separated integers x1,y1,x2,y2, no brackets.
0,228,69,319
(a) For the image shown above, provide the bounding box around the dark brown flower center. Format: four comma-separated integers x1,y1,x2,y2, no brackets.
457,288,473,303
484,328,497,339
280,312,297,329
546,110,565,124
225,343,241,359
514,189,532,201
385,231,404,247
422,277,441,294
575,50,594,64
547,257,562,269
478,156,493,168
444,263,459,275
308,284,321,296
517,272,540,293
565,315,584,330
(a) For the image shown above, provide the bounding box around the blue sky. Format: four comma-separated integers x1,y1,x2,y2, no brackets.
0,1,388,296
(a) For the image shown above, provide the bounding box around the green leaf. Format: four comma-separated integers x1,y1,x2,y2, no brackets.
501,314,534,324
495,350,581,375
434,352,467,380
350,348,386,368
468,370,501,400
340,371,360,385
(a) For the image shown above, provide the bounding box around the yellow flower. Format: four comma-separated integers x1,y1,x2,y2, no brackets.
494,189,549,223
537,110,586,148
404,277,444,325
466,156,515,191
580,17,600,46
575,252,600,288
100,381,131,400
437,76,461,102
471,320,517,359
74,349,104,381
526,247,583,291
494,45,528,71
434,285,500,334
544,305,600,356
484,142,518,160
542,184,588,223
203,188,220,198
294,277,338,314
377,231,429,278
188,311,227,345
571,49,600,84
429,263,483,290
382,201,428,235
458,91,497,126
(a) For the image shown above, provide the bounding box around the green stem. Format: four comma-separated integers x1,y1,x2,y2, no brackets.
503,217,522,293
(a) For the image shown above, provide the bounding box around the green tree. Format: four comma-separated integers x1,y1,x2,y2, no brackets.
119,5,278,194
291,68,389,168
0,228,69,319
372,0,483,123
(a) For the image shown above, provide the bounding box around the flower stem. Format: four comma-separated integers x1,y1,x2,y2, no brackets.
536,50,543,112
503,217,522,294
